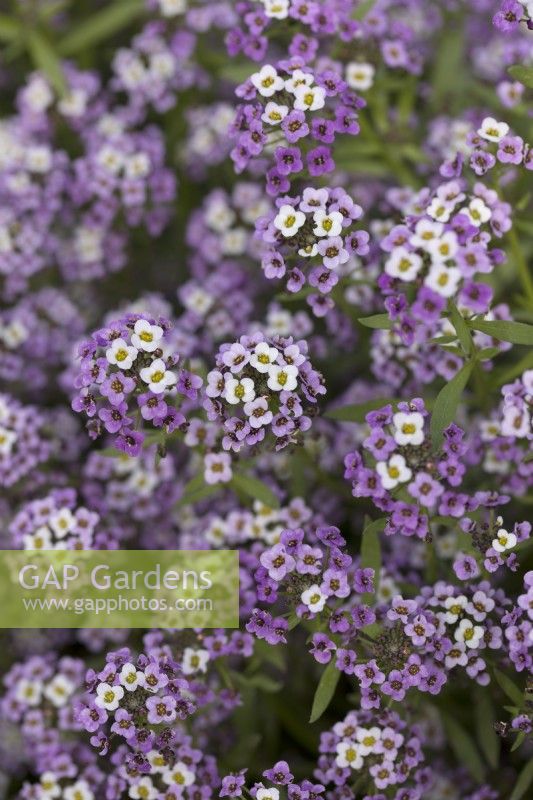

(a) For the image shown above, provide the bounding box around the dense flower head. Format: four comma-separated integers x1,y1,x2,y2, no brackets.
9,488,103,550
0,393,52,487
72,312,203,456
204,331,326,452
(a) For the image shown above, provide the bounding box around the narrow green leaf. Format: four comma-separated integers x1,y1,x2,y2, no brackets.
230,473,280,509
508,64,533,89
468,319,533,346
357,313,392,330
26,30,67,95
0,13,21,42
430,361,473,447
176,474,220,507
432,28,465,103
59,0,143,55
511,731,527,752
474,690,500,769
493,669,524,708
325,398,396,422
309,660,340,723
441,713,485,783
449,302,473,355
360,517,385,601
510,760,533,800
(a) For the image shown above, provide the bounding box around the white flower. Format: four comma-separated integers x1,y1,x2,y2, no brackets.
39,772,61,799
256,790,280,800
273,204,306,237
335,740,364,769
24,75,53,113
162,762,195,787
267,364,298,392
131,319,164,352
454,618,484,649
150,51,175,80
284,69,314,95
125,153,151,179
313,210,344,237
58,88,88,117
49,507,76,539
250,342,279,373
443,595,468,624
392,411,425,446
251,65,284,97
15,678,43,706
243,397,273,428
263,0,289,18
384,247,423,281
293,84,326,111
356,726,382,756
301,584,327,612
147,750,168,774
158,0,187,17
462,198,491,226
424,265,462,297
492,527,517,553
182,647,210,674
261,101,289,125
139,358,177,394
346,62,375,90
64,780,94,800
445,642,468,669
205,199,235,232
0,426,17,455
43,674,75,707
478,117,509,143
298,243,318,257
96,145,125,175
129,777,158,800
106,338,138,369
467,590,495,621
224,377,256,404
426,232,458,262
426,198,453,222
26,145,52,173
410,219,443,249
376,454,412,490
23,526,52,550
501,405,530,438
95,682,125,711
221,227,247,255
120,662,144,691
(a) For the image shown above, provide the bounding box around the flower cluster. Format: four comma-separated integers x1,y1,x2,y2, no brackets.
72,313,203,455
0,393,52,488
205,331,325,452
9,489,103,550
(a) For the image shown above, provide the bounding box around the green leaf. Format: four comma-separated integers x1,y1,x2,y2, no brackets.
508,64,533,89
430,361,473,447
510,760,533,800
176,474,220,507
234,673,283,693
58,0,143,55
352,0,377,20
230,472,280,509
432,28,465,103
449,302,473,355
511,731,527,752
360,517,385,601
493,669,524,708
0,13,21,42
357,313,392,330
474,690,500,769
26,30,67,95
441,713,485,783
309,660,340,723
468,319,533,346
325,398,397,422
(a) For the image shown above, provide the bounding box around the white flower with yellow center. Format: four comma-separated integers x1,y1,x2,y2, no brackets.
106,338,138,369
346,62,375,90
139,358,176,394
426,198,453,222
477,117,509,143
149,51,175,80
64,779,94,800
120,662,144,692
131,320,164,353
23,526,52,550
263,0,289,19
426,231,458,262
162,762,195,787
461,198,491,227
443,594,468,624
262,101,289,125
96,145,125,175
376,454,412,490
39,771,61,799
293,84,326,112
250,342,279,373
182,647,210,675
251,65,284,97
125,152,151,180
301,584,327,613
284,69,314,94
26,145,52,173
224,376,256,405
335,740,364,769
410,218,443,249
58,88,88,118
256,789,280,800
15,678,43,706
492,527,517,553
267,364,298,392
95,681,124,711
392,411,425,446
44,674,75,707
313,209,344,237
273,204,306,237
425,265,462,297
129,777,158,800
147,750,168,774
356,726,382,756
454,618,484,649
0,425,17,455
385,247,423,282
49,507,76,539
